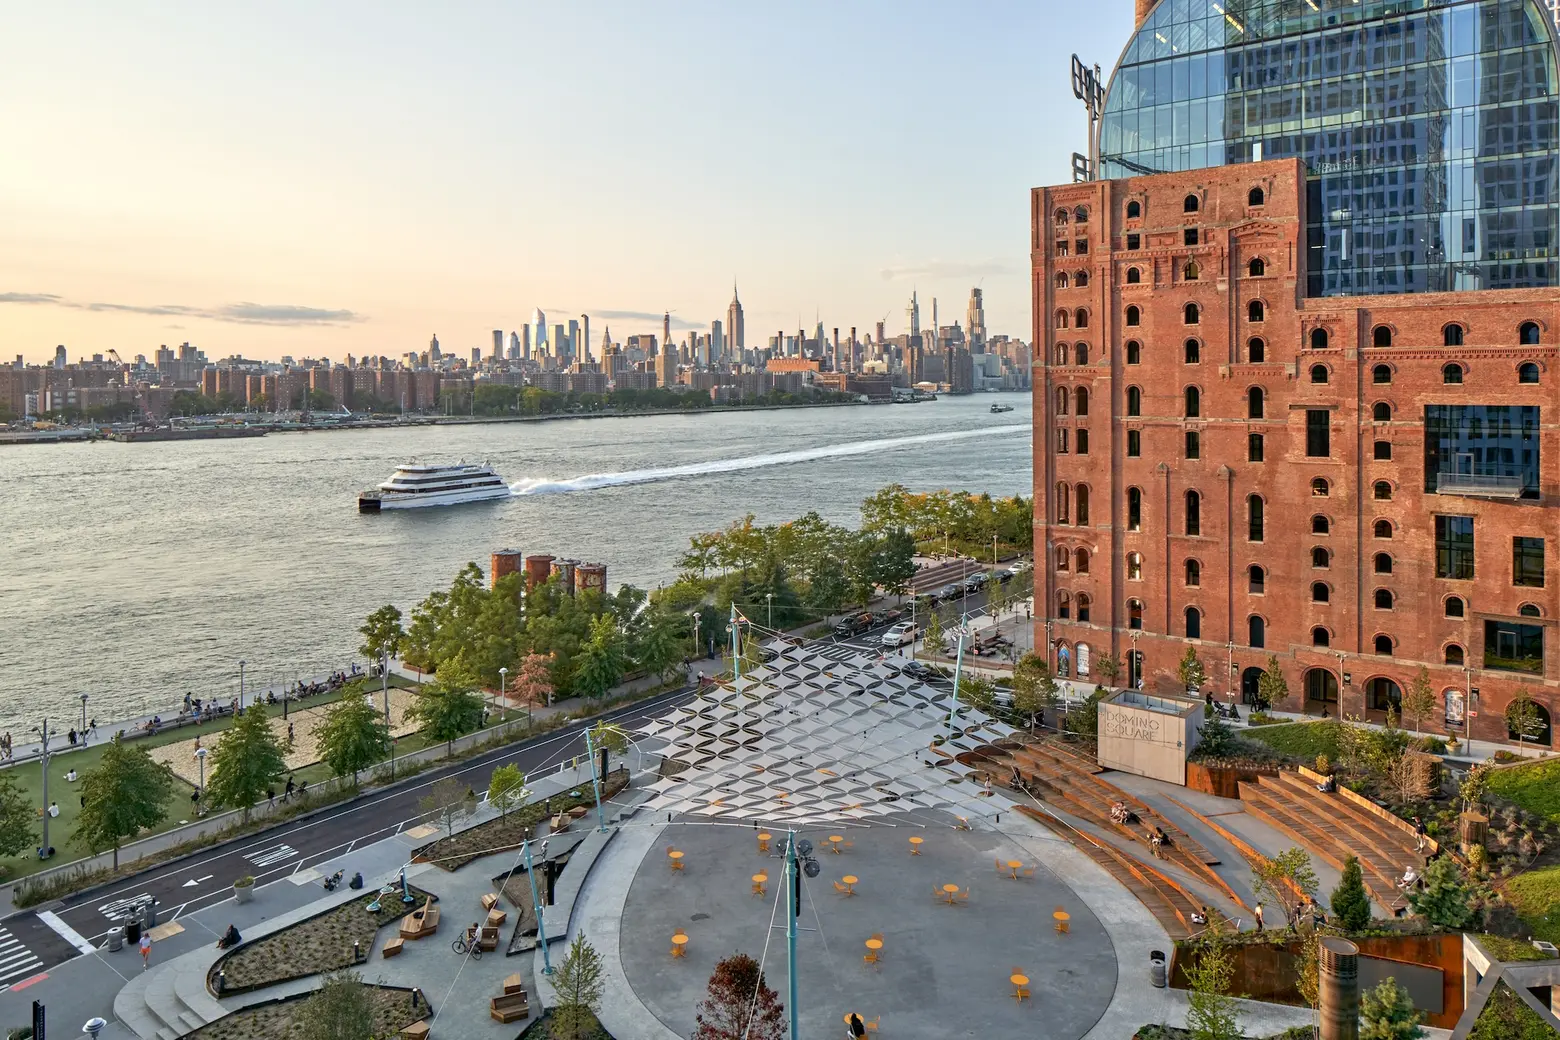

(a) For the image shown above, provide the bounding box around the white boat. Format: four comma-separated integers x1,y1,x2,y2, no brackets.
990,403,1014,413
358,461,511,511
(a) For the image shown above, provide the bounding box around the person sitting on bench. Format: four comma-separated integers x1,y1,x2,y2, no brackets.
216,924,242,949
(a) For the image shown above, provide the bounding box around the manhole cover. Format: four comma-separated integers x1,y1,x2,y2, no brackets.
691,913,711,922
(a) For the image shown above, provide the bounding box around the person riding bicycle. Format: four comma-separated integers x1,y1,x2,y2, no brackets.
466,922,479,946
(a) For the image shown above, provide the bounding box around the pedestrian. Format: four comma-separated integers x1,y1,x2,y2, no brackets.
298,779,307,799
89,718,97,738
267,788,276,808
1412,815,1427,852
285,776,296,801
139,932,152,969
1254,901,1265,932
287,723,294,744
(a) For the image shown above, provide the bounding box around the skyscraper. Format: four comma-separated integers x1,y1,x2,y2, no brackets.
663,312,671,355
711,319,724,360
532,309,547,354
429,335,441,363
967,288,986,349
492,329,503,360
509,331,521,360
522,325,531,359
567,319,580,361
906,291,920,340
726,283,745,351
580,315,590,364
552,324,567,358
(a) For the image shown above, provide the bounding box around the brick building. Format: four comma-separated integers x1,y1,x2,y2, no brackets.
1034,156,1560,748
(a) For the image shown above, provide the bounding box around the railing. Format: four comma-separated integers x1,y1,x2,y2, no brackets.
1434,470,1527,498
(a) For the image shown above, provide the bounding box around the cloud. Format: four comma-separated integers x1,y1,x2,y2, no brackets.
0,292,363,326
563,308,703,332
879,259,1015,282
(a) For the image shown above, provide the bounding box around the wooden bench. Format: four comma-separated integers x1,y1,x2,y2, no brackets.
549,814,570,832
478,926,500,952
502,973,526,996
568,805,589,819
485,907,507,928
399,1020,429,1039
489,993,530,1023
480,893,499,912
381,936,405,958
399,898,440,940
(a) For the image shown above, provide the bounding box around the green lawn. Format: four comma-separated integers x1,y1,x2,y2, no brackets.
1487,759,1560,823
1503,864,1560,944
1238,720,1343,765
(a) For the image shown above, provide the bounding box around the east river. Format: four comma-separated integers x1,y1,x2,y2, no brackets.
0,393,1032,733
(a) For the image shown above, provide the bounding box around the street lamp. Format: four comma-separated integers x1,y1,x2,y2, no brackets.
79,693,88,739
765,593,773,630
239,660,246,712
498,667,508,731
194,747,208,815
33,720,52,859
382,647,394,779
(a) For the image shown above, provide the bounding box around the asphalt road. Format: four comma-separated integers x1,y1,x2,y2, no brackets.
4,685,695,975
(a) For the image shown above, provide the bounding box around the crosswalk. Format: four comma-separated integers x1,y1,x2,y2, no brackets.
0,924,44,991
813,643,885,664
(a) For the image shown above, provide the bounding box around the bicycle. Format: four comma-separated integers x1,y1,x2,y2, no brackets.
452,935,483,960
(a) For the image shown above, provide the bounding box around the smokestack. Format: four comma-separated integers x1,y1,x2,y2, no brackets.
1318,937,1360,1040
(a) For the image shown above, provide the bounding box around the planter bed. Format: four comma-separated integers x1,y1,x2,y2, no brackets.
416,768,628,872
186,984,426,1040
209,886,437,996
516,1007,614,1040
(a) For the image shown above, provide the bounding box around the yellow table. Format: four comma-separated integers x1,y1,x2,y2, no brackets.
1005,859,1022,880
757,832,772,853
863,938,883,966
842,875,858,895
1011,973,1030,1002
670,933,688,958
829,835,845,853
752,873,768,897
940,883,960,905
1053,909,1071,934
668,850,685,872
908,836,925,856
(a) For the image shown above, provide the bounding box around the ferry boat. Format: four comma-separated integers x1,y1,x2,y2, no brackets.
358,461,511,512
989,402,1014,413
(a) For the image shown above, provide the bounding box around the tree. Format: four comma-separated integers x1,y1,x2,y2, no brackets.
1505,687,1545,746
1011,653,1057,730
1402,667,1435,735
419,776,473,838
358,604,405,666
405,665,485,754
574,614,627,698
956,673,996,714
1184,918,1242,1040
550,931,605,1040
1250,847,1319,929
1066,686,1107,738
1407,855,1477,929
1178,646,1207,692
1460,763,1490,814
693,952,786,1040
875,528,919,599
1295,928,1321,1019
1258,655,1289,710
1385,752,1436,804
297,969,375,1040
0,770,37,859
316,694,390,789
922,611,946,658
1331,855,1372,931
1094,651,1121,688
1359,977,1426,1040
487,764,529,819
589,721,629,779
75,736,174,868
510,652,554,719
634,607,686,682
205,704,287,824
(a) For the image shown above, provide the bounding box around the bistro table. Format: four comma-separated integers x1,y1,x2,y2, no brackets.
842,875,858,895
670,932,689,958
1011,973,1030,1002
939,883,960,905
828,835,845,853
908,836,925,856
757,832,772,853
1005,859,1022,880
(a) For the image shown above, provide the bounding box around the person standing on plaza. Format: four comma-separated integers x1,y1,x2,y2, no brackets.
139,932,152,969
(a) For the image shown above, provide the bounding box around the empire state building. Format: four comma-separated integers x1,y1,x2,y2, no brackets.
726,282,744,352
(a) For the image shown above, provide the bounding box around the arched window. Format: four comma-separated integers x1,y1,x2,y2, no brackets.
1184,386,1201,417
1374,552,1392,574
1521,603,1542,618
1057,591,1071,619
1075,547,1090,573
1520,321,1541,345
1183,194,1200,213
1445,644,1464,666
1248,300,1265,322
1247,495,1265,542
1310,327,1329,349
1305,668,1339,705
1183,261,1200,281
1126,552,1143,581
1312,582,1330,603
1373,480,1393,501
1520,362,1540,384
1055,482,1070,524
1367,676,1402,709
1375,588,1395,610
1054,545,1070,571
1125,305,1141,326
1445,596,1465,618
1373,325,1393,347
1128,600,1143,630
1248,337,1266,363
1075,343,1089,366
1126,200,1141,219
1075,485,1090,525
1312,514,1330,535
1126,385,1142,416
1312,546,1331,568
1053,343,1068,366
1248,614,1266,648
1185,490,1202,535
1185,558,1201,586
1443,363,1464,385
1312,627,1331,647
1126,266,1141,284
1373,634,1394,656
1054,208,1069,226
1073,206,1088,223
1249,565,1266,594
1311,477,1330,497
1074,308,1089,329
1127,486,1142,530
1248,186,1265,207
1373,402,1392,422
1054,272,1069,288
1185,606,1202,639
1310,364,1329,384
1249,257,1266,276
1184,302,1200,325
1184,338,1201,364
1126,340,1141,365
1055,309,1069,329
1076,593,1091,622
1075,387,1089,415
1373,364,1392,384
1075,270,1089,288
1443,324,1464,346
1055,387,1069,414
1247,387,1264,419
1374,519,1393,539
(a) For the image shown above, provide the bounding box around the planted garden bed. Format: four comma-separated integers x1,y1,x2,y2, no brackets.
416,768,629,871
209,886,436,995
186,984,425,1040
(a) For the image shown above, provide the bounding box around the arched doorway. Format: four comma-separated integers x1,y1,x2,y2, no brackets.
1366,677,1402,714
1241,666,1265,707
1304,668,1339,712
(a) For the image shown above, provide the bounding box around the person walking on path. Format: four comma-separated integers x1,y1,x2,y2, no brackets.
267,788,276,809
285,776,296,802
1412,816,1427,852
1253,901,1265,932
139,933,152,969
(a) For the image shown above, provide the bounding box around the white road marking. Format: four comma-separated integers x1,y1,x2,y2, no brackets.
36,911,96,956
181,874,214,888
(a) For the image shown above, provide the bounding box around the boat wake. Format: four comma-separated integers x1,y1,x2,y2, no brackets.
509,424,1029,496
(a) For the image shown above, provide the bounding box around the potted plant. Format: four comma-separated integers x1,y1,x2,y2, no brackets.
234,875,255,904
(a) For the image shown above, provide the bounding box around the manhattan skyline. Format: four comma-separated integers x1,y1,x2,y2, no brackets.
0,2,1133,362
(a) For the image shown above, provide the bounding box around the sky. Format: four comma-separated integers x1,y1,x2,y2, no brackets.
1,2,1135,364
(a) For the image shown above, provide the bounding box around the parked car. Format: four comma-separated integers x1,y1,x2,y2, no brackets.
898,660,937,681
878,608,905,625
936,583,963,600
832,613,873,638
880,621,917,648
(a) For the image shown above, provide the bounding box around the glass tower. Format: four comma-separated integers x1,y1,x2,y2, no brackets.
1098,0,1560,295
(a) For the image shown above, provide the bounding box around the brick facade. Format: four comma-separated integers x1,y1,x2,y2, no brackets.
1032,158,1560,748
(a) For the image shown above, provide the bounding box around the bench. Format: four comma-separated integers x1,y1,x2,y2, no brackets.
399,1020,429,1039
381,936,405,958
549,814,570,832
485,907,507,928
489,993,530,1023
568,805,589,819
399,898,440,940
480,893,499,912
478,925,500,952
502,973,526,996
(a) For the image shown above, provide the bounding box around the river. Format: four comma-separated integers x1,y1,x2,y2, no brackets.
0,393,1033,732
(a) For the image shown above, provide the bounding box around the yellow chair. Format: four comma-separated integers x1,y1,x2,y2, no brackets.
833,881,851,897
956,887,969,905
865,1015,880,1034
993,858,1007,876
752,881,767,897
1021,866,1036,880
863,949,879,967
955,816,971,831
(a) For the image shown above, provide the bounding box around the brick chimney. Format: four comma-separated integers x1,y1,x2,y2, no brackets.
1135,0,1157,27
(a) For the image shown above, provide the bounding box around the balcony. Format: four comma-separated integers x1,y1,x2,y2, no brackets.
1433,470,1528,499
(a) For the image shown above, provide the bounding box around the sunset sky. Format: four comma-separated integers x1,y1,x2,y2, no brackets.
1,2,1133,363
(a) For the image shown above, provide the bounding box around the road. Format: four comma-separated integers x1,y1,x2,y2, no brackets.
2,685,695,979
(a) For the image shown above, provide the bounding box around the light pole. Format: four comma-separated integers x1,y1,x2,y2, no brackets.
383,647,394,780
79,693,88,740
498,667,508,732
34,720,52,858
765,592,773,630
523,838,553,974
194,747,208,815
238,660,246,712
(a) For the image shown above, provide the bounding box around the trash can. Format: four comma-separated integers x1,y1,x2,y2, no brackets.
1150,949,1167,988
141,899,158,928
107,927,124,952
125,920,142,946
